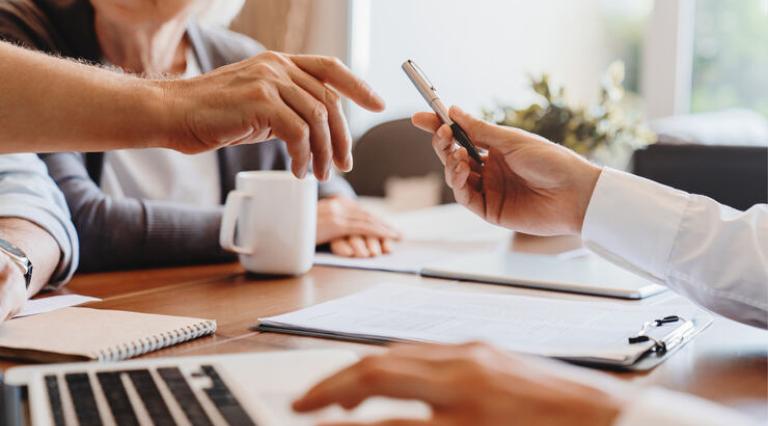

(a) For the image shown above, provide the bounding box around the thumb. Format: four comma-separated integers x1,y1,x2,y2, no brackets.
449,106,528,151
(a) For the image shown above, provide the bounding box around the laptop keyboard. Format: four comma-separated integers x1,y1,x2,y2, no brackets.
125,370,176,426
43,365,256,426
156,368,213,426
44,375,66,426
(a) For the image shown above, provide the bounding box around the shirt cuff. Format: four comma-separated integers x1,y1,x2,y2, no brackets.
0,197,79,287
614,387,758,426
582,168,690,282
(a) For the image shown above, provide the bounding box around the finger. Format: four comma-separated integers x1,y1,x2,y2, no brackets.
447,148,472,189
330,239,355,257
293,355,449,412
365,236,383,257
448,105,527,151
388,341,499,362
290,55,386,112
347,236,371,258
432,125,457,165
381,238,394,254
446,149,485,217
469,151,487,174
260,99,311,178
321,220,399,243
412,112,442,134
288,65,354,172
277,83,332,180
443,147,469,190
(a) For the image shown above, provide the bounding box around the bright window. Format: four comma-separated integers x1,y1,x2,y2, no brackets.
691,0,768,115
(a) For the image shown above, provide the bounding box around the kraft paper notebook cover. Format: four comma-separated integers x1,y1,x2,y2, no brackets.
0,308,216,363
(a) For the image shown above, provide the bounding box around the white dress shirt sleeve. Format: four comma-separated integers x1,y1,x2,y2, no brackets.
614,387,759,426
582,168,768,329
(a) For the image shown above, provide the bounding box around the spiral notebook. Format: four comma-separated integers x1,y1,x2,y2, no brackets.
0,307,216,363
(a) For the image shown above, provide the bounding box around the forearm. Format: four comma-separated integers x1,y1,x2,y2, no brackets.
0,218,59,296
0,41,171,153
75,200,233,272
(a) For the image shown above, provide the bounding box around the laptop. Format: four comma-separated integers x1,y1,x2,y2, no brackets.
421,250,666,299
1,350,427,425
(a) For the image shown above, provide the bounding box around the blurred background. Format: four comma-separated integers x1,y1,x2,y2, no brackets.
221,0,767,212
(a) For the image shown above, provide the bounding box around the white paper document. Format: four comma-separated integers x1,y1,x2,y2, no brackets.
314,204,512,274
314,243,458,274
391,204,512,243
258,285,710,366
14,294,101,318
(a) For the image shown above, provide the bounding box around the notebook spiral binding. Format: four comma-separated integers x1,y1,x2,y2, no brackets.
94,320,217,362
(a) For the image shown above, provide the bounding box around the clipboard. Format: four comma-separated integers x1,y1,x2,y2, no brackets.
558,315,712,371
255,313,712,372
254,285,713,372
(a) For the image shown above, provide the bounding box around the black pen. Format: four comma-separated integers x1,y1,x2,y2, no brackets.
402,59,484,164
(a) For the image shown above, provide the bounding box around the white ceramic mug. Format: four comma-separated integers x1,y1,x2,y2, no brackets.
220,171,317,275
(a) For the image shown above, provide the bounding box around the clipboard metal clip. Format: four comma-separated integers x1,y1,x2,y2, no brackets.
628,315,695,355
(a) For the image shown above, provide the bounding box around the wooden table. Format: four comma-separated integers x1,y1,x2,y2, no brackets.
3,235,767,422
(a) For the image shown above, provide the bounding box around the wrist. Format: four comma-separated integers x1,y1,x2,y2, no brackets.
0,237,33,292
145,79,189,152
0,250,29,298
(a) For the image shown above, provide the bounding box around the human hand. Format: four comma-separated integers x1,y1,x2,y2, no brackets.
162,52,386,180
293,342,629,426
0,252,28,323
317,197,401,258
413,107,602,236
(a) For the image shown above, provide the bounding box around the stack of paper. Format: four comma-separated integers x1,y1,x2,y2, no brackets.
257,284,711,369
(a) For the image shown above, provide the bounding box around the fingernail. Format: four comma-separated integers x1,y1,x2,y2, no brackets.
345,153,354,171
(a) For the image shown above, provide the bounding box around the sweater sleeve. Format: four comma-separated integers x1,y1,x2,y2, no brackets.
41,153,234,272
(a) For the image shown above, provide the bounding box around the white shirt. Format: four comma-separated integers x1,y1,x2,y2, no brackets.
582,168,766,426
100,50,222,206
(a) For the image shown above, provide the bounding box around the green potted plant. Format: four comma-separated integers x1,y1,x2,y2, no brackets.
483,61,655,169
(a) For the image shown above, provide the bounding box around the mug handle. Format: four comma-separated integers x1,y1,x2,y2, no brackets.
220,191,253,255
